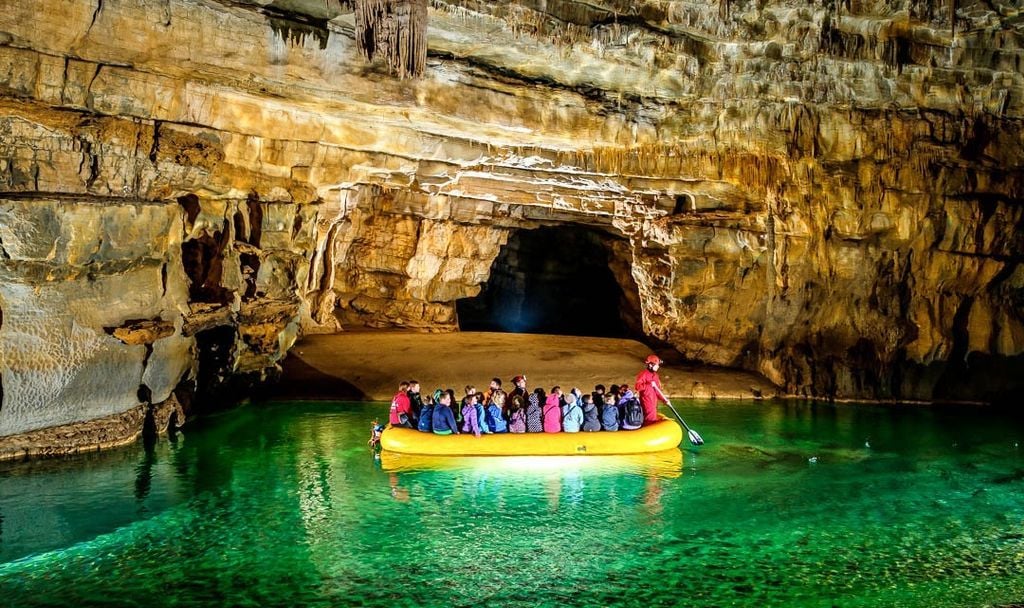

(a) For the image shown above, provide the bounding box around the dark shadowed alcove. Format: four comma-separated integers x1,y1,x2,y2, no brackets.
457,226,640,337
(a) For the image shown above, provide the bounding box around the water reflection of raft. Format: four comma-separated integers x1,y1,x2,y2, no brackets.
380,416,682,456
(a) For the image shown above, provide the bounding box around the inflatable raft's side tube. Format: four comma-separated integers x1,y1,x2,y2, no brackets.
379,450,684,477
380,416,683,456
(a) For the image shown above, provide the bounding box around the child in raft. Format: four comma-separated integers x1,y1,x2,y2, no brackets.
486,392,509,433
416,394,435,432
581,394,601,432
618,386,643,431
526,388,545,433
391,372,665,435
431,392,459,435
445,388,460,424
389,381,414,428
561,390,583,433
473,393,491,435
461,385,476,410
601,393,619,431
461,392,482,437
543,387,562,433
507,393,527,433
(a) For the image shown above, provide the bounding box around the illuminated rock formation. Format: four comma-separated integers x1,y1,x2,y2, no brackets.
0,0,1022,455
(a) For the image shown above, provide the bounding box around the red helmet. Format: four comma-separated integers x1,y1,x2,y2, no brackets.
645,354,662,366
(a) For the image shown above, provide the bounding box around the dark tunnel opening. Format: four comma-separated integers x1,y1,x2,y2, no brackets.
456,226,640,338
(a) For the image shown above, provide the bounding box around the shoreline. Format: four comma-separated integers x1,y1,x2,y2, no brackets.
273,331,779,403
272,331,996,407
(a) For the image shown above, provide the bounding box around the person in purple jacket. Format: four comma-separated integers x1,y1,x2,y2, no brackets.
461,394,482,437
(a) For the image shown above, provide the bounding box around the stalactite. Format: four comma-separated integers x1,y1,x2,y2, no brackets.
355,0,427,78
950,0,957,39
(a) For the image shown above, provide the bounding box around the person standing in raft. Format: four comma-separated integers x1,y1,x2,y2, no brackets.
635,355,672,424
390,381,415,428
431,392,460,435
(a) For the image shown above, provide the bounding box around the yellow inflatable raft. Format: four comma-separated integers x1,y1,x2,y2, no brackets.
379,449,684,478
380,416,682,456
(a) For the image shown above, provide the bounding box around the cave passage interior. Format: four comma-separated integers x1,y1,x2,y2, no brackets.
456,226,635,338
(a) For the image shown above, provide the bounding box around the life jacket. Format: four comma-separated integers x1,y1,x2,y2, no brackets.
621,396,644,430
417,404,434,432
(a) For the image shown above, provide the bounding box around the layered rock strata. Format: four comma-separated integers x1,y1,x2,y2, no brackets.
0,0,1022,456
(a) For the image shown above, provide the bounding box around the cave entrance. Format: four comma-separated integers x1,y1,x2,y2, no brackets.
456,226,639,338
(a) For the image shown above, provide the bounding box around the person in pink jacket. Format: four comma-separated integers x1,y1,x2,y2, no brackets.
543,386,563,433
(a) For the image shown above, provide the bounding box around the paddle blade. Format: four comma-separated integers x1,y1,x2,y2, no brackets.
688,429,704,446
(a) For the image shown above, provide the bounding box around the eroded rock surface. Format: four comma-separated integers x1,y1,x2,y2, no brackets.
1,0,1023,454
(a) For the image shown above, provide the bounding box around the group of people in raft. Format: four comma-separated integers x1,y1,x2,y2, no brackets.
388,354,673,437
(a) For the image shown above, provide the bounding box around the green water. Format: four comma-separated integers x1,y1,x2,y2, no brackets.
1,400,1023,607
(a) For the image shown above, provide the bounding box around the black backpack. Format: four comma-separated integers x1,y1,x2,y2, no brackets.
623,398,644,428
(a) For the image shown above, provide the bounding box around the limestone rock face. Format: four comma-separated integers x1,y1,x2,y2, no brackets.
1,0,1023,451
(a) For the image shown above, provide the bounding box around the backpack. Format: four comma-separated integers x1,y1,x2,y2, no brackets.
509,408,527,433
417,405,434,432
622,398,644,429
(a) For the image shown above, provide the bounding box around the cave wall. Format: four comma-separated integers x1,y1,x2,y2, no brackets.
0,0,1022,453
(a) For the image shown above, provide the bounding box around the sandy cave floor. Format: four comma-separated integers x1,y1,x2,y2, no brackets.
272,331,776,402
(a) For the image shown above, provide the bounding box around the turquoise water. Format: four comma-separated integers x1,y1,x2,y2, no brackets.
1,400,1023,607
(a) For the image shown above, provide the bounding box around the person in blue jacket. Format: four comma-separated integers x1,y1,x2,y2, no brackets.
486,392,509,433
600,393,619,431
471,393,491,434
417,395,435,432
561,391,584,433
431,392,460,435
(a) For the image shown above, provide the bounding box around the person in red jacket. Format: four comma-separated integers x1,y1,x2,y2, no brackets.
635,355,671,424
389,381,414,427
